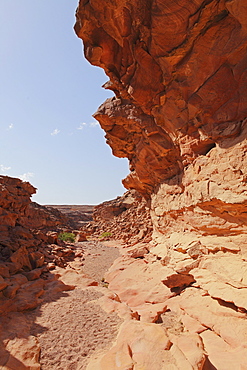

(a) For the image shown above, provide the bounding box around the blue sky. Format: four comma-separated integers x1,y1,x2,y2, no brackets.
0,0,129,205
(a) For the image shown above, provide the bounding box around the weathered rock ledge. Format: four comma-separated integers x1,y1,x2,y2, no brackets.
75,0,247,368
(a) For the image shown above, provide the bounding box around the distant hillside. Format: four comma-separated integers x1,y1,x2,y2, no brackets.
46,205,95,229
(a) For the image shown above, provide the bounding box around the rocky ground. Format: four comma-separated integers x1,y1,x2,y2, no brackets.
1,175,247,369
0,240,122,370
2,235,247,369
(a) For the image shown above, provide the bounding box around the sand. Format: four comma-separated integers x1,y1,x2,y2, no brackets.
25,241,122,370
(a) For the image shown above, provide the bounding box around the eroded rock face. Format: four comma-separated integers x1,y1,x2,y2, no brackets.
75,1,247,368
75,0,247,196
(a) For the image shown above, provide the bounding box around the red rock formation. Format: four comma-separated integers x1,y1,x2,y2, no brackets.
90,190,152,244
75,1,247,368
0,176,76,316
75,0,247,197
0,176,70,261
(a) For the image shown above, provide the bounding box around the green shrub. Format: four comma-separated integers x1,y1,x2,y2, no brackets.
100,232,112,238
58,232,76,243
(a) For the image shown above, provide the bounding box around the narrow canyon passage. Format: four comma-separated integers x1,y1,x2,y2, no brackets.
25,241,122,370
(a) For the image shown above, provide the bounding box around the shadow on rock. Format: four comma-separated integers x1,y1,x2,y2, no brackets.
0,270,74,370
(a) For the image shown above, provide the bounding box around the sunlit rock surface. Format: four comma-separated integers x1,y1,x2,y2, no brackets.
75,1,247,368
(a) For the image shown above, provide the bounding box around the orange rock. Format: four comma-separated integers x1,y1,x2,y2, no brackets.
10,246,32,271
75,0,247,197
75,231,87,242
13,279,46,312
29,251,44,268
0,264,10,278
2,283,20,299
162,274,195,290
0,276,8,291
46,231,58,244
90,190,152,245
23,268,44,281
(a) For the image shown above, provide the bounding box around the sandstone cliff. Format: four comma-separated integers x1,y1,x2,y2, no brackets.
75,1,247,368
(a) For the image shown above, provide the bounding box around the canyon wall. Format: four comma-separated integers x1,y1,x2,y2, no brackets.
0,176,75,316
75,1,247,368
0,176,69,263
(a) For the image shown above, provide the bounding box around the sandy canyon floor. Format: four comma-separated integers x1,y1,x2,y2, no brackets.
0,241,122,370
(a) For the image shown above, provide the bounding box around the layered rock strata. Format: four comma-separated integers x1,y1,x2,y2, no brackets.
75,1,247,368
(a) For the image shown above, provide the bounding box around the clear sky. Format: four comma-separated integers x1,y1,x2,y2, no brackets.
0,0,129,205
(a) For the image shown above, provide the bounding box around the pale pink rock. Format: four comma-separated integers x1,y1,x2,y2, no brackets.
55,267,97,288
0,312,40,369
191,265,247,310
181,314,206,334
105,256,174,320
167,288,247,350
200,329,247,370
168,332,205,369
3,336,40,370
126,243,149,258
87,320,206,370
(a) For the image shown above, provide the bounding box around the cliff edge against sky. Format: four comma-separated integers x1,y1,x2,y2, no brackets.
75,1,247,368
